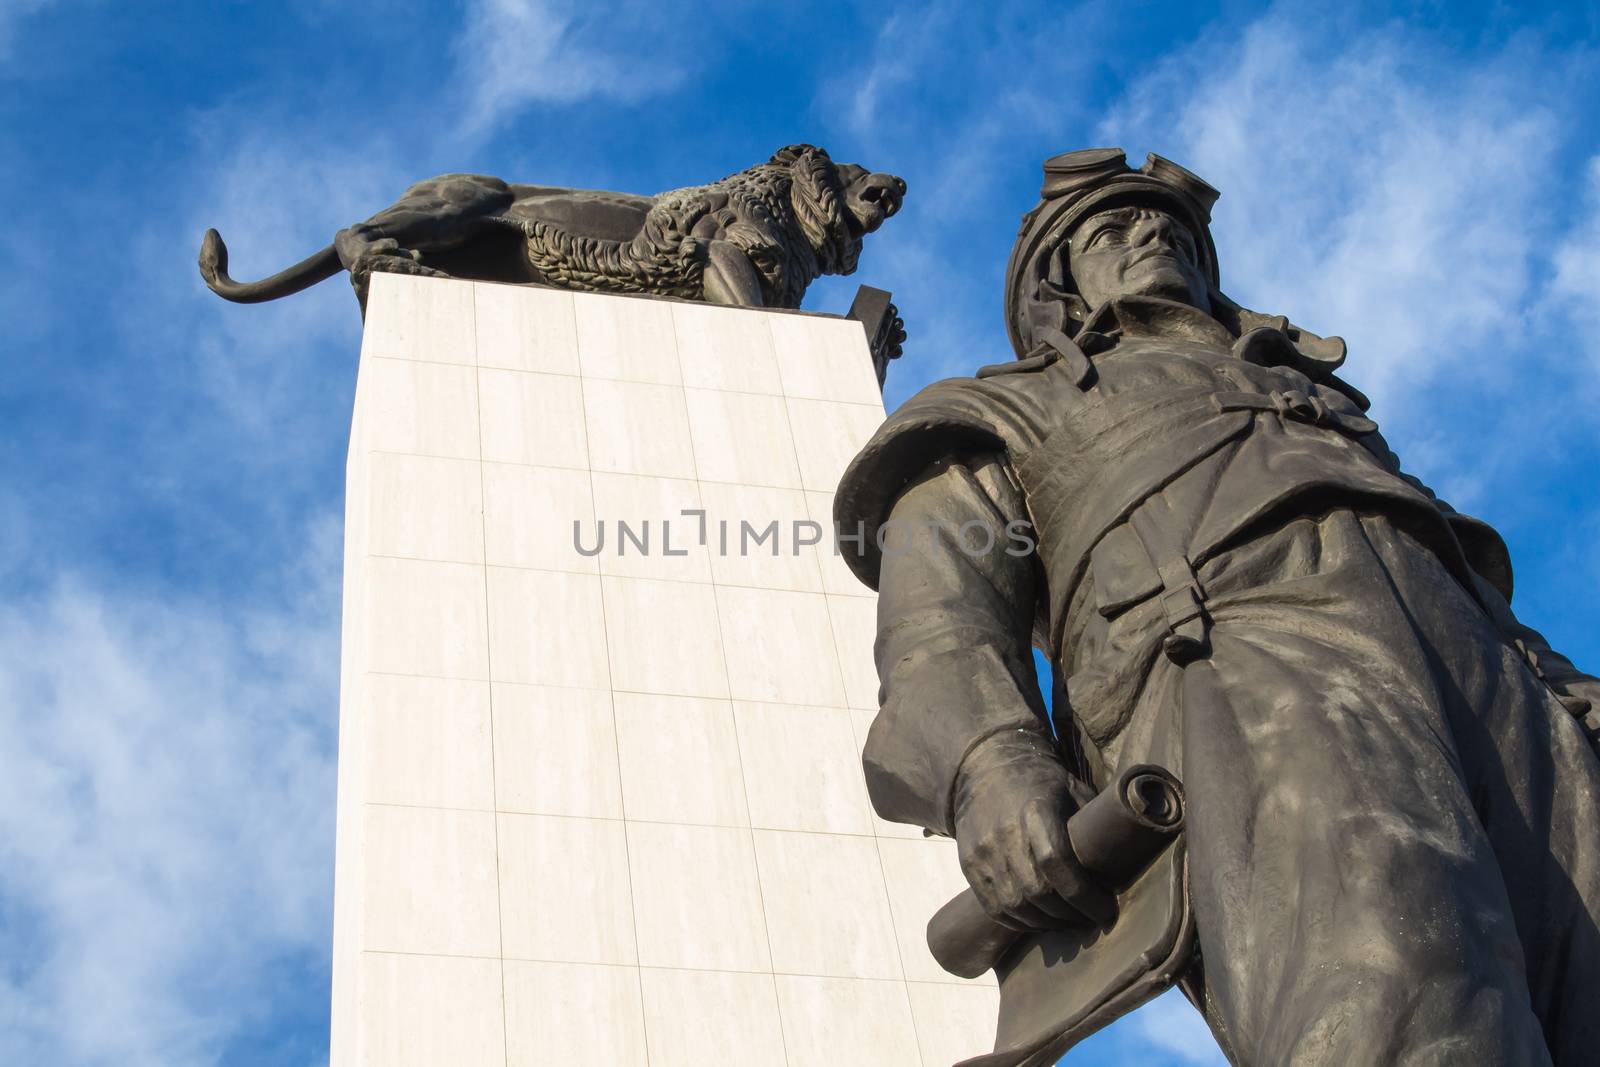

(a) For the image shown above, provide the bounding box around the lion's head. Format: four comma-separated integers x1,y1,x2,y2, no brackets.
767,145,905,278
835,162,907,237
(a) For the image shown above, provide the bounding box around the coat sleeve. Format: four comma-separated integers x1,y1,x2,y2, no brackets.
863,451,1054,836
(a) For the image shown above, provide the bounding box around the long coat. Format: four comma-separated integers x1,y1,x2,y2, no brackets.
834,296,1600,1066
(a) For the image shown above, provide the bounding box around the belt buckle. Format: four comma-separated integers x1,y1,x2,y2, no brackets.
1273,389,1327,425
1159,582,1205,627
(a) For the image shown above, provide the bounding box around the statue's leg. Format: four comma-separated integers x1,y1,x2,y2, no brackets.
701,239,765,307
334,175,517,304
1168,512,1559,1066
1403,543,1600,1066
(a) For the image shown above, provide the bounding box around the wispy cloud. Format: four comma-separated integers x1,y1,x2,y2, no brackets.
1096,14,1594,508
1102,18,1562,413
1548,154,1600,373
832,6,949,142
160,116,398,453
0,80,388,1066
809,5,1123,394
0,513,340,1067
451,0,685,145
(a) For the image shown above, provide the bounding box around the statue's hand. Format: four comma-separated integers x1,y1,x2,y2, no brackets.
951,730,1116,933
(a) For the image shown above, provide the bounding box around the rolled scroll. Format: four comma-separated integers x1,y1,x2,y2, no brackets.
926,764,1184,979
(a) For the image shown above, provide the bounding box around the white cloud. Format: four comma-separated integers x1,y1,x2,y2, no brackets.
1548,154,1600,371
810,6,1124,393
1098,16,1568,447
451,0,684,144
834,6,951,142
0,514,340,1067
159,117,395,452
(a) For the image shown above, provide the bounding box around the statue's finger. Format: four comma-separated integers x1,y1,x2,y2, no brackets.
1022,887,1077,924
966,869,1011,924
1030,826,1117,927
1003,901,1060,931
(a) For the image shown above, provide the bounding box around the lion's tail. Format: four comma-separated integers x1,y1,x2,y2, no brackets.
198,229,344,304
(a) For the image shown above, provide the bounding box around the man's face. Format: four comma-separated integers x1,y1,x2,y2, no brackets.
1066,205,1209,312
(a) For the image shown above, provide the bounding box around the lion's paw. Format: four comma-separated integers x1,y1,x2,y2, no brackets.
351,253,448,279
350,253,451,303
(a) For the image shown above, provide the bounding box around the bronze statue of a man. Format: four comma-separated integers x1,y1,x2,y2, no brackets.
835,148,1600,1065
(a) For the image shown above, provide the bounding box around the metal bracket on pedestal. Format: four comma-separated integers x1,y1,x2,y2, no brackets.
848,285,906,390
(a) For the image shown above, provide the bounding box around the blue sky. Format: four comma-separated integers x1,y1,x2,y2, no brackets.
2,1,1598,1064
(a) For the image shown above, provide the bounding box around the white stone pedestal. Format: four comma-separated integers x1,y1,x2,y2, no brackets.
330,274,998,1066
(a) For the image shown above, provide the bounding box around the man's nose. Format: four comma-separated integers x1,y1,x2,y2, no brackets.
1131,213,1176,246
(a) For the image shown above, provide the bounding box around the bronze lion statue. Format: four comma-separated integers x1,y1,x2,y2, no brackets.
198,144,905,311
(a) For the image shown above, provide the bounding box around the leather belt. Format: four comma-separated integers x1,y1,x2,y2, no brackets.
1213,389,1378,437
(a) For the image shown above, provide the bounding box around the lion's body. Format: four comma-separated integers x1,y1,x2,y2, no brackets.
514,155,856,308
199,145,903,312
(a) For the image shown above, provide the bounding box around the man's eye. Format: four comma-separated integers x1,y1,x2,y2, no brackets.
1088,228,1122,249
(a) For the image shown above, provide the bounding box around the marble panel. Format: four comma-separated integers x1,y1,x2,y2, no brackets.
769,311,881,404
363,557,489,680
684,386,801,488
671,300,783,394
627,822,770,972
908,981,1002,1066
614,692,748,827
358,952,505,1067
754,829,902,980
365,452,484,564
362,357,480,460
574,290,681,385
478,368,590,470
827,594,881,711
715,586,844,706
734,702,873,835
498,813,637,965
486,567,609,689
491,683,622,819
786,397,885,493
503,960,647,1067
481,462,596,574
639,968,787,1067
878,837,997,985
361,805,500,957
602,576,728,699
581,378,697,479
806,489,874,597
589,472,710,583
475,282,581,375
774,975,921,1067
698,481,821,592
363,273,477,365
362,674,493,811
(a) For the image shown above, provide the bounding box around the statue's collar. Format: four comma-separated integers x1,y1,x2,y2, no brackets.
1075,296,1237,355
996,294,1363,408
